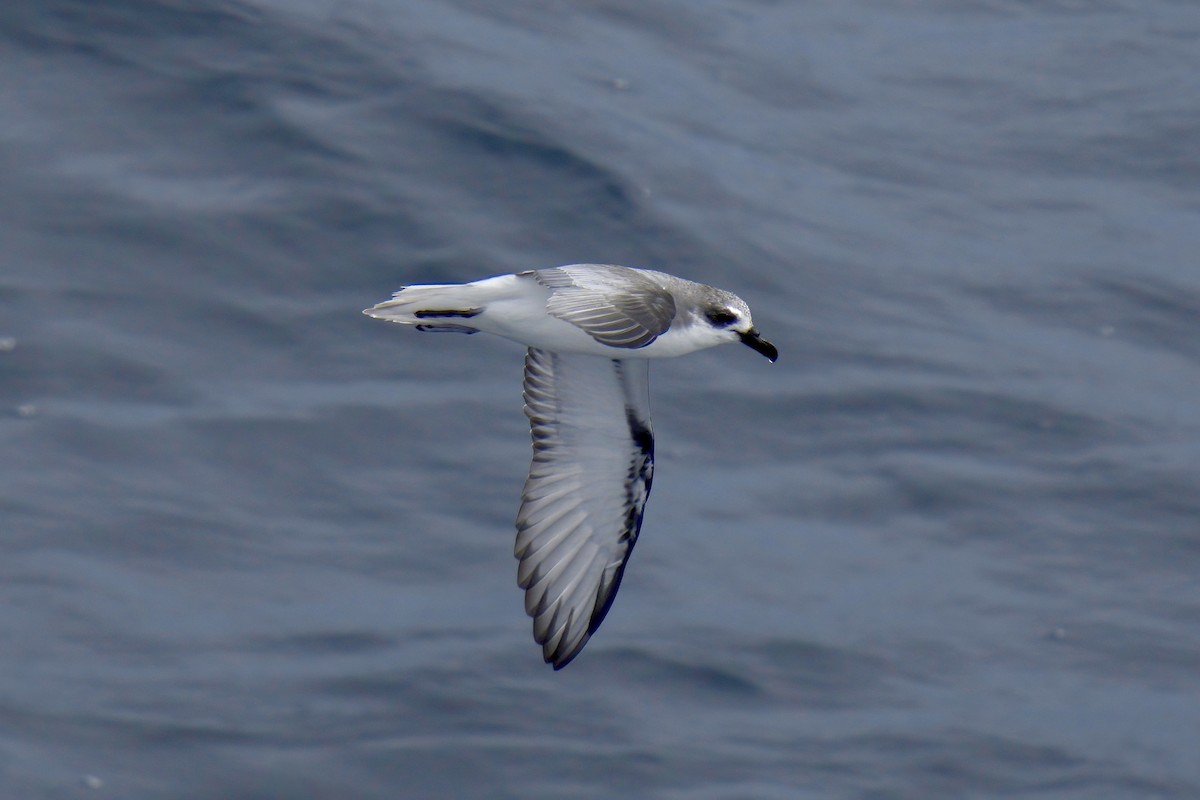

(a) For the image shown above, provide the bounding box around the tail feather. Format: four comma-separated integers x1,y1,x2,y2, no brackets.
363,283,484,331
415,323,480,334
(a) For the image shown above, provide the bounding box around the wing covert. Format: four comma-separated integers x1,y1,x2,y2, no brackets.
525,265,676,349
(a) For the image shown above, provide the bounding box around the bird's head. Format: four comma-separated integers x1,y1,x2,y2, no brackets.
696,293,778,363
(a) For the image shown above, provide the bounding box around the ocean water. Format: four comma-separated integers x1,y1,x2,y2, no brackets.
2,0,1199,797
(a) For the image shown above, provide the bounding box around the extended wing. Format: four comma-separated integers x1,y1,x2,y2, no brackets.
515,347,655,668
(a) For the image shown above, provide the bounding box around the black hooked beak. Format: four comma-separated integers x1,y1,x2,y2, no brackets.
739,328,778,362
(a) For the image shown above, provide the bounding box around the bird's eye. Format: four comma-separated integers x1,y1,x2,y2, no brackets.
705,309,738,327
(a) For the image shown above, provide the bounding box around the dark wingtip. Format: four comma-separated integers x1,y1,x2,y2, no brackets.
546,637,589,670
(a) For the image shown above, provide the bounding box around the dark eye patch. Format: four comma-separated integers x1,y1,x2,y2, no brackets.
705,308,738,327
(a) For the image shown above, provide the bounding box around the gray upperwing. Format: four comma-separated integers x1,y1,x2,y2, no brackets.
515,347,654,669
523,265,677,349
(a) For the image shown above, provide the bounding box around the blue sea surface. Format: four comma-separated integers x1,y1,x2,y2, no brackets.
2,1,1199,797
